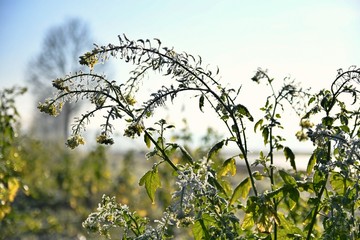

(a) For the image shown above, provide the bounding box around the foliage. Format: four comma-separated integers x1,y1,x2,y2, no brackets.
39,34,360,239
0,86,27,221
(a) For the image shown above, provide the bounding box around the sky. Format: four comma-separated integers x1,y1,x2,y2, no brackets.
1,0,360,154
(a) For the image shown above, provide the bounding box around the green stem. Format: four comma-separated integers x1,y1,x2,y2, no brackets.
269,126,277,240
306,140,331,240
144,130,178,172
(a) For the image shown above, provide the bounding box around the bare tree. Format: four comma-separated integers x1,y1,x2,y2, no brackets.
28,18,93,141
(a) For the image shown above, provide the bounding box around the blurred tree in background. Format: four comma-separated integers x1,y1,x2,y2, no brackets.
27,18,93,141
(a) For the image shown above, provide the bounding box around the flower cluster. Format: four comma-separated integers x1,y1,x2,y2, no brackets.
66,135,85,149
79,51,99,69
52,78,70,92
296,119,314,141
37,101,63,117
124,122,145,138
82,194,148,239
96,134,114,145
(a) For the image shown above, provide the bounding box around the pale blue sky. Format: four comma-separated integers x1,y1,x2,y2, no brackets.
1,0,359,152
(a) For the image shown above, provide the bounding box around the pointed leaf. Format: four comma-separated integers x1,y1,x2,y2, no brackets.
178,145,194,164
254,119,263,133
306,153,316,175
218,158,236,177
192,214,215,240
265,186,285,200
139,168,161,204
230,177,251,205
279,170,297,187
144,133,151,148
234,104,254,121
277,212,304,238
330,172,347,195
166,143,193,164
207,140,225,160
192,221,205,240
262,127,269,145
241,212,254,230
283,147,296,171
287,188,300,210
199,94,205,112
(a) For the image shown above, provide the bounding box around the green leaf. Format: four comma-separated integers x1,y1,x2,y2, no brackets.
340,114,348,125
241,212,254,230
230,177,251,205
279,170,297,187
265,186,285,199
283,147,296,171
252,171,264,180
277,212,304,239
218,158,236,177
166,143,193,164
192,214,215,240
144,133,151,148
207,140,225,160
254,119,263,133
234,104,254,121
262,127,269,145
199,94,205,112
192,221,205,240
287,188,300,210
178,145,194,164
340,125,350,133
139,168,161,204
322,116,334,127
330,172,346,195
306,153,316,175
208,175,227,195
313,170,325,193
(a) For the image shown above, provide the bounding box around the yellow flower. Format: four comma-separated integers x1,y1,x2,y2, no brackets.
66,135,85,149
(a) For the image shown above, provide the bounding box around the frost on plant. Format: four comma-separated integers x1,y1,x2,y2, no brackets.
39,34,360,239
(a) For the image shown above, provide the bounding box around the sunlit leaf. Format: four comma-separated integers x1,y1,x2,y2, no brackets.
230,177,251,205
139,167,161,204
8,177,20,202
277,212,304,239
279,170,297,187
192,214,215,240
241,212,254,230
192,221,205,240
218,158,236,177
252,171,264,180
